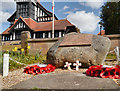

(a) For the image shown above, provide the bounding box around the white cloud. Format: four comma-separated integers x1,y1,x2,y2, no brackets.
1,0,14,2
85,2,104,9
59,5,70,12
64,11,72,14
0,1,15,24
63,5,69,10
0,11,11,23
79,0,104,9
1,2,15,11
73,8,79,11
64,8,79,15
67,11,100,32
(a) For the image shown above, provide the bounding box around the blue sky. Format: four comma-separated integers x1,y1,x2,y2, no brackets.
0,0,106,35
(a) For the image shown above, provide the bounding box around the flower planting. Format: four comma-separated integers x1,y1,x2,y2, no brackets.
2,46,46,71
86,65,120,79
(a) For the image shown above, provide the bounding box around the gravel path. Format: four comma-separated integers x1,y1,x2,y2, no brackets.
2,68,34,89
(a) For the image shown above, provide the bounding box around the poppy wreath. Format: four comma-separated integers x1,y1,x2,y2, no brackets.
24,64,56,75
86,65,120,79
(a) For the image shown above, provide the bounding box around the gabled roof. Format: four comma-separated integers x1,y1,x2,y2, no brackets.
36,2,58,20
7,1,58,22
29,19,73,32
2,25,14,34
97,30,105,35
7,11,16,22
2,17,73,34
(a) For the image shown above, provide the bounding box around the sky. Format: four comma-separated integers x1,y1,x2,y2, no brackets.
0,0,107,35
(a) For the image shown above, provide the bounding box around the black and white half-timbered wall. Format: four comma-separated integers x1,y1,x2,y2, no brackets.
2,0,79,41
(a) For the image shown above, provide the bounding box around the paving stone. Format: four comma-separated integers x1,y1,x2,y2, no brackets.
11,71,119,90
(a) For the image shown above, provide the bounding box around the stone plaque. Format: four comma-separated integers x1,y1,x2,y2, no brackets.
59,34,93,47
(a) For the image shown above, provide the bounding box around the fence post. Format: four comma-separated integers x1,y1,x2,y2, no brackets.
3,54,9,77
115,46,120,63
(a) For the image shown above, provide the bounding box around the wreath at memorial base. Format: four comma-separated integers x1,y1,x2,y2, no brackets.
86,65,120,79
24,64,56,75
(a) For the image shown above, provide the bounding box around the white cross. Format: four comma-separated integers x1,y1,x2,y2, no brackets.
64,62,72,70
73,60,82,71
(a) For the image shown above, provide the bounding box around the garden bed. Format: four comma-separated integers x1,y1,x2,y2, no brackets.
2,46,46,71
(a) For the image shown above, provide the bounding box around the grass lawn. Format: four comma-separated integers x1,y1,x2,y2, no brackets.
1,54,47,71
106,53,117,59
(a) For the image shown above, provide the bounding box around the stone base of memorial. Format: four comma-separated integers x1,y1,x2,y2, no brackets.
47,32,111,68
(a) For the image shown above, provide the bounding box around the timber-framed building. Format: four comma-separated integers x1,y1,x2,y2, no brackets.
2,0,79,41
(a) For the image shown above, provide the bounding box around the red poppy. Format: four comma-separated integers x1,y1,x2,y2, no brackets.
33,65,38,68
50,66,55,72
23,64,55,75
24,66,30,73
86,69,91,76
115,65,120,70
40,67,46,74
39,67,44,74
29,67,34,74
109,71,115,79
47,64,53,68
90,70,95,77
100,71,110,78
47,64,56,72
36,67,41,74
114,68,120,79
86,65,101,76
86,65,120,79
89,65,96,69
96,65,103,68
95,70,101,77
24,68,29,74
44,67,51,73
114,72,120,79
108,68,115,79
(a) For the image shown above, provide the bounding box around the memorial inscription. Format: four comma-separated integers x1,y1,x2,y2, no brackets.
59,34,92,47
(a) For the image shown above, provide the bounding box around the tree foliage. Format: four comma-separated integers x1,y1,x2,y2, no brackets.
100,2,120,35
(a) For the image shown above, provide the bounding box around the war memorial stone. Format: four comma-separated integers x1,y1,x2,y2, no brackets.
47,32,111,67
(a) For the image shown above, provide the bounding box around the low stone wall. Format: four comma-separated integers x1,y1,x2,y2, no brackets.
28,38,59,55
28,34,120,55
104,34,120,51
1,34,120,55
2,40,21,45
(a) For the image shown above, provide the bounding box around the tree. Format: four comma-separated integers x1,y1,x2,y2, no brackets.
100,2,120,35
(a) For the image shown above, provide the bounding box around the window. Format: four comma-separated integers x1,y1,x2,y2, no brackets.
55,32,59,38
45,32,48,38
17,3,29,18
36,32,43,38
16,31,21,40
40,33,43,38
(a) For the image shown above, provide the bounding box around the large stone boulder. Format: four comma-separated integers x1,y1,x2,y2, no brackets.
47,33,111,67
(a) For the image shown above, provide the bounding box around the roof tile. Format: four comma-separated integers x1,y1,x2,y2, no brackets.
2,17,73,34
97,30,105,35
